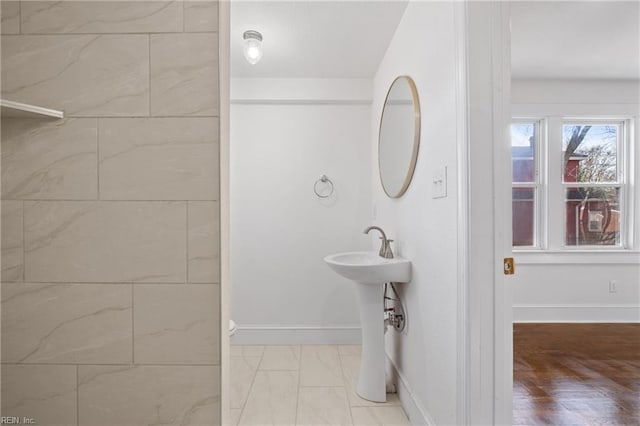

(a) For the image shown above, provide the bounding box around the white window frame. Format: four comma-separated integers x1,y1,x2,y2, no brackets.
511,119,545,249
558,119,628,250
512,116,636,254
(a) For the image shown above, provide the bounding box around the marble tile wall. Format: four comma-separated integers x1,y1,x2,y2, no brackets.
0,1,221,424
0,2,19,35
2,34,150,116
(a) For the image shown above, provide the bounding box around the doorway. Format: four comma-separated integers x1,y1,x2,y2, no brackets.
509,1,640,425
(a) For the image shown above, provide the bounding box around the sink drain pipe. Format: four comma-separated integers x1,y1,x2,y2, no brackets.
383,282,406,332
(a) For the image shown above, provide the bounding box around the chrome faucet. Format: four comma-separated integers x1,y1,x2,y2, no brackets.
363,226,394,259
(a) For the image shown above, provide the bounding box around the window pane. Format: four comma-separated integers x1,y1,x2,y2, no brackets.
565,186,621,246
563,124,618,183
513,187,535,246
511,123,535,183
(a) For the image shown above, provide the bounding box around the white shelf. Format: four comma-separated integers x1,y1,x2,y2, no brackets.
1,99,64,119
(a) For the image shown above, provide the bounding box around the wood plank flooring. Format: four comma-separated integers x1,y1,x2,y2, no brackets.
514,323,640,425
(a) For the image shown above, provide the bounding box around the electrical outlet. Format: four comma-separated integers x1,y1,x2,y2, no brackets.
609,280,617,293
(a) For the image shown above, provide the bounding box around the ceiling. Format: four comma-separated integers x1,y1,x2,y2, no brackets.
230,1,408,78
510,1,640,80
231,1,639,81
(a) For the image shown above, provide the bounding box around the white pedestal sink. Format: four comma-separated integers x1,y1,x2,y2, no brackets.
324,251,411,402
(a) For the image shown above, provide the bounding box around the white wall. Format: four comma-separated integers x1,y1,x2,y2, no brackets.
372,3,461,424
512,78,640,105
230,79,372,343
512,78,640,322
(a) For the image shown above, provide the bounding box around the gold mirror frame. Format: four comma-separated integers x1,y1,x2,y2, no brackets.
378,75,421,198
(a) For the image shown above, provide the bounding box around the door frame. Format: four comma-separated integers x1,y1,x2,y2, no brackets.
457,1,513,424
219,1,514,424
219,1,231,424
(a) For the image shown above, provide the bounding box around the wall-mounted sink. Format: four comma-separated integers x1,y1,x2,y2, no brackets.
324,251,411,402
324,251,411,284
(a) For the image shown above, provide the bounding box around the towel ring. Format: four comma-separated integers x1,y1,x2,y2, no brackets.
314,175,334,198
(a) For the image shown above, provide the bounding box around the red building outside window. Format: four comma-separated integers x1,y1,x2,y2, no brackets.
511,121,623,249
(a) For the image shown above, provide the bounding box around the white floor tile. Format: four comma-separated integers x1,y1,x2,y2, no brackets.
350,406,410,426
238,370,299,426
231,345,265,358
337,345,362,356
230,356,261,409
230,345,409,426
259,345,301,371
300,345,344,387
339,355,401,407
296,387,353,426
229,408,242,425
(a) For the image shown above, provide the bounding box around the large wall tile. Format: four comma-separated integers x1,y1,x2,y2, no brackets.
99,118,219,200
21,1,182,34
1,201,22,282
184,1,218,32
0,1,20,34
1,364,77,426
78,365,220,426
150,33,219,116
1,283,132,363
2,118,98,200
1,35,149,116
24,201,186,282
188,201,220,283
134,284,219,364
2,2,222,423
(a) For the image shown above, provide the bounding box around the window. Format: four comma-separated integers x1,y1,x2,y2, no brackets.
511,118,632,250
511,122,540,247
562,123,622,247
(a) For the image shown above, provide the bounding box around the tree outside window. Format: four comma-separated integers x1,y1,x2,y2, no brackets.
511,119,629,250
563,124,621,247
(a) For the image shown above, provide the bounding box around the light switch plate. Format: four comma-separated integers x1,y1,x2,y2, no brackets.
432,166,447,199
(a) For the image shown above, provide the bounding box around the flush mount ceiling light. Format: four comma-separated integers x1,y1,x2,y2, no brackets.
243,30,263,65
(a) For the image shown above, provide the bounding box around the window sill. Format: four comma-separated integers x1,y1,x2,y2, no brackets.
513,250,640,265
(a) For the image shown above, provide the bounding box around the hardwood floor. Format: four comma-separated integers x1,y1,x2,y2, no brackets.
513,323,640,425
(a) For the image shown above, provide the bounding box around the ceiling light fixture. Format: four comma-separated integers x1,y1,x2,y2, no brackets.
243,30,263,65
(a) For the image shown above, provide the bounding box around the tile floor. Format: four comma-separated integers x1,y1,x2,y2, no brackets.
230,344,410,426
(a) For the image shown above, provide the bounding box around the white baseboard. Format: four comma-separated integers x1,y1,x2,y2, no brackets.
385,353,436,426
513,304,640,323
232,325,361,345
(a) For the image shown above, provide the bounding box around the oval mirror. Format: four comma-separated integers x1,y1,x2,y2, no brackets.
378,76,421,198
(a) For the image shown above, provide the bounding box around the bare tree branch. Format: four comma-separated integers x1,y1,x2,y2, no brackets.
563,125,592,167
